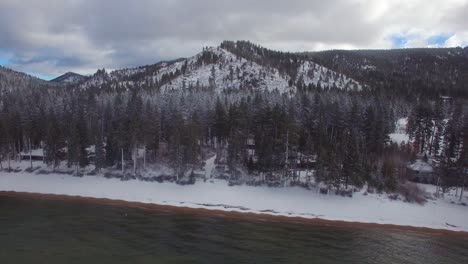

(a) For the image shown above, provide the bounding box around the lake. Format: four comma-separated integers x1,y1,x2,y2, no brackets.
1,193,467,264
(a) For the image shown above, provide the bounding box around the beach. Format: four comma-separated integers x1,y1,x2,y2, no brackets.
1,169,467,233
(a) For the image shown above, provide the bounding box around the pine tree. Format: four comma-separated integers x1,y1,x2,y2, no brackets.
44,109,64,169
214,98,228,145
77,107,89,169
143,100,160,163
408,101,433,154
126,92,143,175
437,101,464,193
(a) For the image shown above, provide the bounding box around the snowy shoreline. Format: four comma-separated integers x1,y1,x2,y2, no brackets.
1,169,468,233
3,190,468,237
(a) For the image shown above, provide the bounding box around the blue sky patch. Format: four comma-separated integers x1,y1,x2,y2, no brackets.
427,34,452,46
0,57,8,66
388,34,408,48
0,52,53,80
27,72,54,81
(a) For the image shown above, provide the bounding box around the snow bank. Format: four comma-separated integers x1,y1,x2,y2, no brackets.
1,169,467,233
389,118,410,145
389,133,410,145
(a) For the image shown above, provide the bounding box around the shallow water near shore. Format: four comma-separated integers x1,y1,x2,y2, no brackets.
1,193,468,264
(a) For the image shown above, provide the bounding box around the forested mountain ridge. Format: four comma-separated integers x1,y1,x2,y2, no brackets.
60,42,468,98
69,43,362,93
2,41,467,98
50,72,89,85
307,46,468,99
0,66,58,92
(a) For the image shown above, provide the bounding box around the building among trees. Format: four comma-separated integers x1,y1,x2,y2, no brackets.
407,159,434,184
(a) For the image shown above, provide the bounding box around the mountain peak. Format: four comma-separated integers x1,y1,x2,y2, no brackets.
73,42,364,93
50,72,88,85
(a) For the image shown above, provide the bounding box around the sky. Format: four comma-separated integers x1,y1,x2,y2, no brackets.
0,0,467,80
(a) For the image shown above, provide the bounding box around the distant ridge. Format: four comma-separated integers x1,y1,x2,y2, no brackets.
1,41,467,98
50,72,88,85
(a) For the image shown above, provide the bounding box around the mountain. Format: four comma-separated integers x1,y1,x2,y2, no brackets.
159,46,362,93
76,42,363,93
307,47,468,98
71,41,468,98
50,72,88,85
2,41,468,98
0,66,57,92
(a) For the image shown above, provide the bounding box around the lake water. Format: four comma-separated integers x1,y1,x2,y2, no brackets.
1,193,467,264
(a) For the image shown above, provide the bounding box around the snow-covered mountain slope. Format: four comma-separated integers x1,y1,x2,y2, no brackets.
73,45,364,93
297,61,362,90
77,69,112,90
160,47,292,93
50,72,88,85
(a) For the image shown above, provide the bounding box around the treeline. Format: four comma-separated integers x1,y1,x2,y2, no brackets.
310,47,468,100
0,86,410,188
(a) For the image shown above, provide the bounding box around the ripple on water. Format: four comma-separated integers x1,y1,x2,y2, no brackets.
0,193,467,264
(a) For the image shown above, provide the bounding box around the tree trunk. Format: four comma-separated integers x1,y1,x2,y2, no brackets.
460,186,465,201
133,146,137,176
8,152,11,171
143,145,146,170
460,176,466,201
428,124,436,156
17,140,21,162
13,143,17,163
121,148,124,175
284,130,289,179
29,138,33,169
42,142,45,164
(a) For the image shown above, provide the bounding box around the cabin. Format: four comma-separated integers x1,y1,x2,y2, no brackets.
17,149,44,161
407,159,434,184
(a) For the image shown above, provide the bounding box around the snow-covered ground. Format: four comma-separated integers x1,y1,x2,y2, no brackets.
1,160,467,233
389,133,410,145
389,118,410,145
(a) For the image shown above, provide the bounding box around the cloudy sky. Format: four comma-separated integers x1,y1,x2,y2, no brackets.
0,0,467,79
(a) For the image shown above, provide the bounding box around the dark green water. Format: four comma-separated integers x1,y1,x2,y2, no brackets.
1,194,467,264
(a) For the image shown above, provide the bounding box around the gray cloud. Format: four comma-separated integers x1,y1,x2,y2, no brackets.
0,0,467,77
